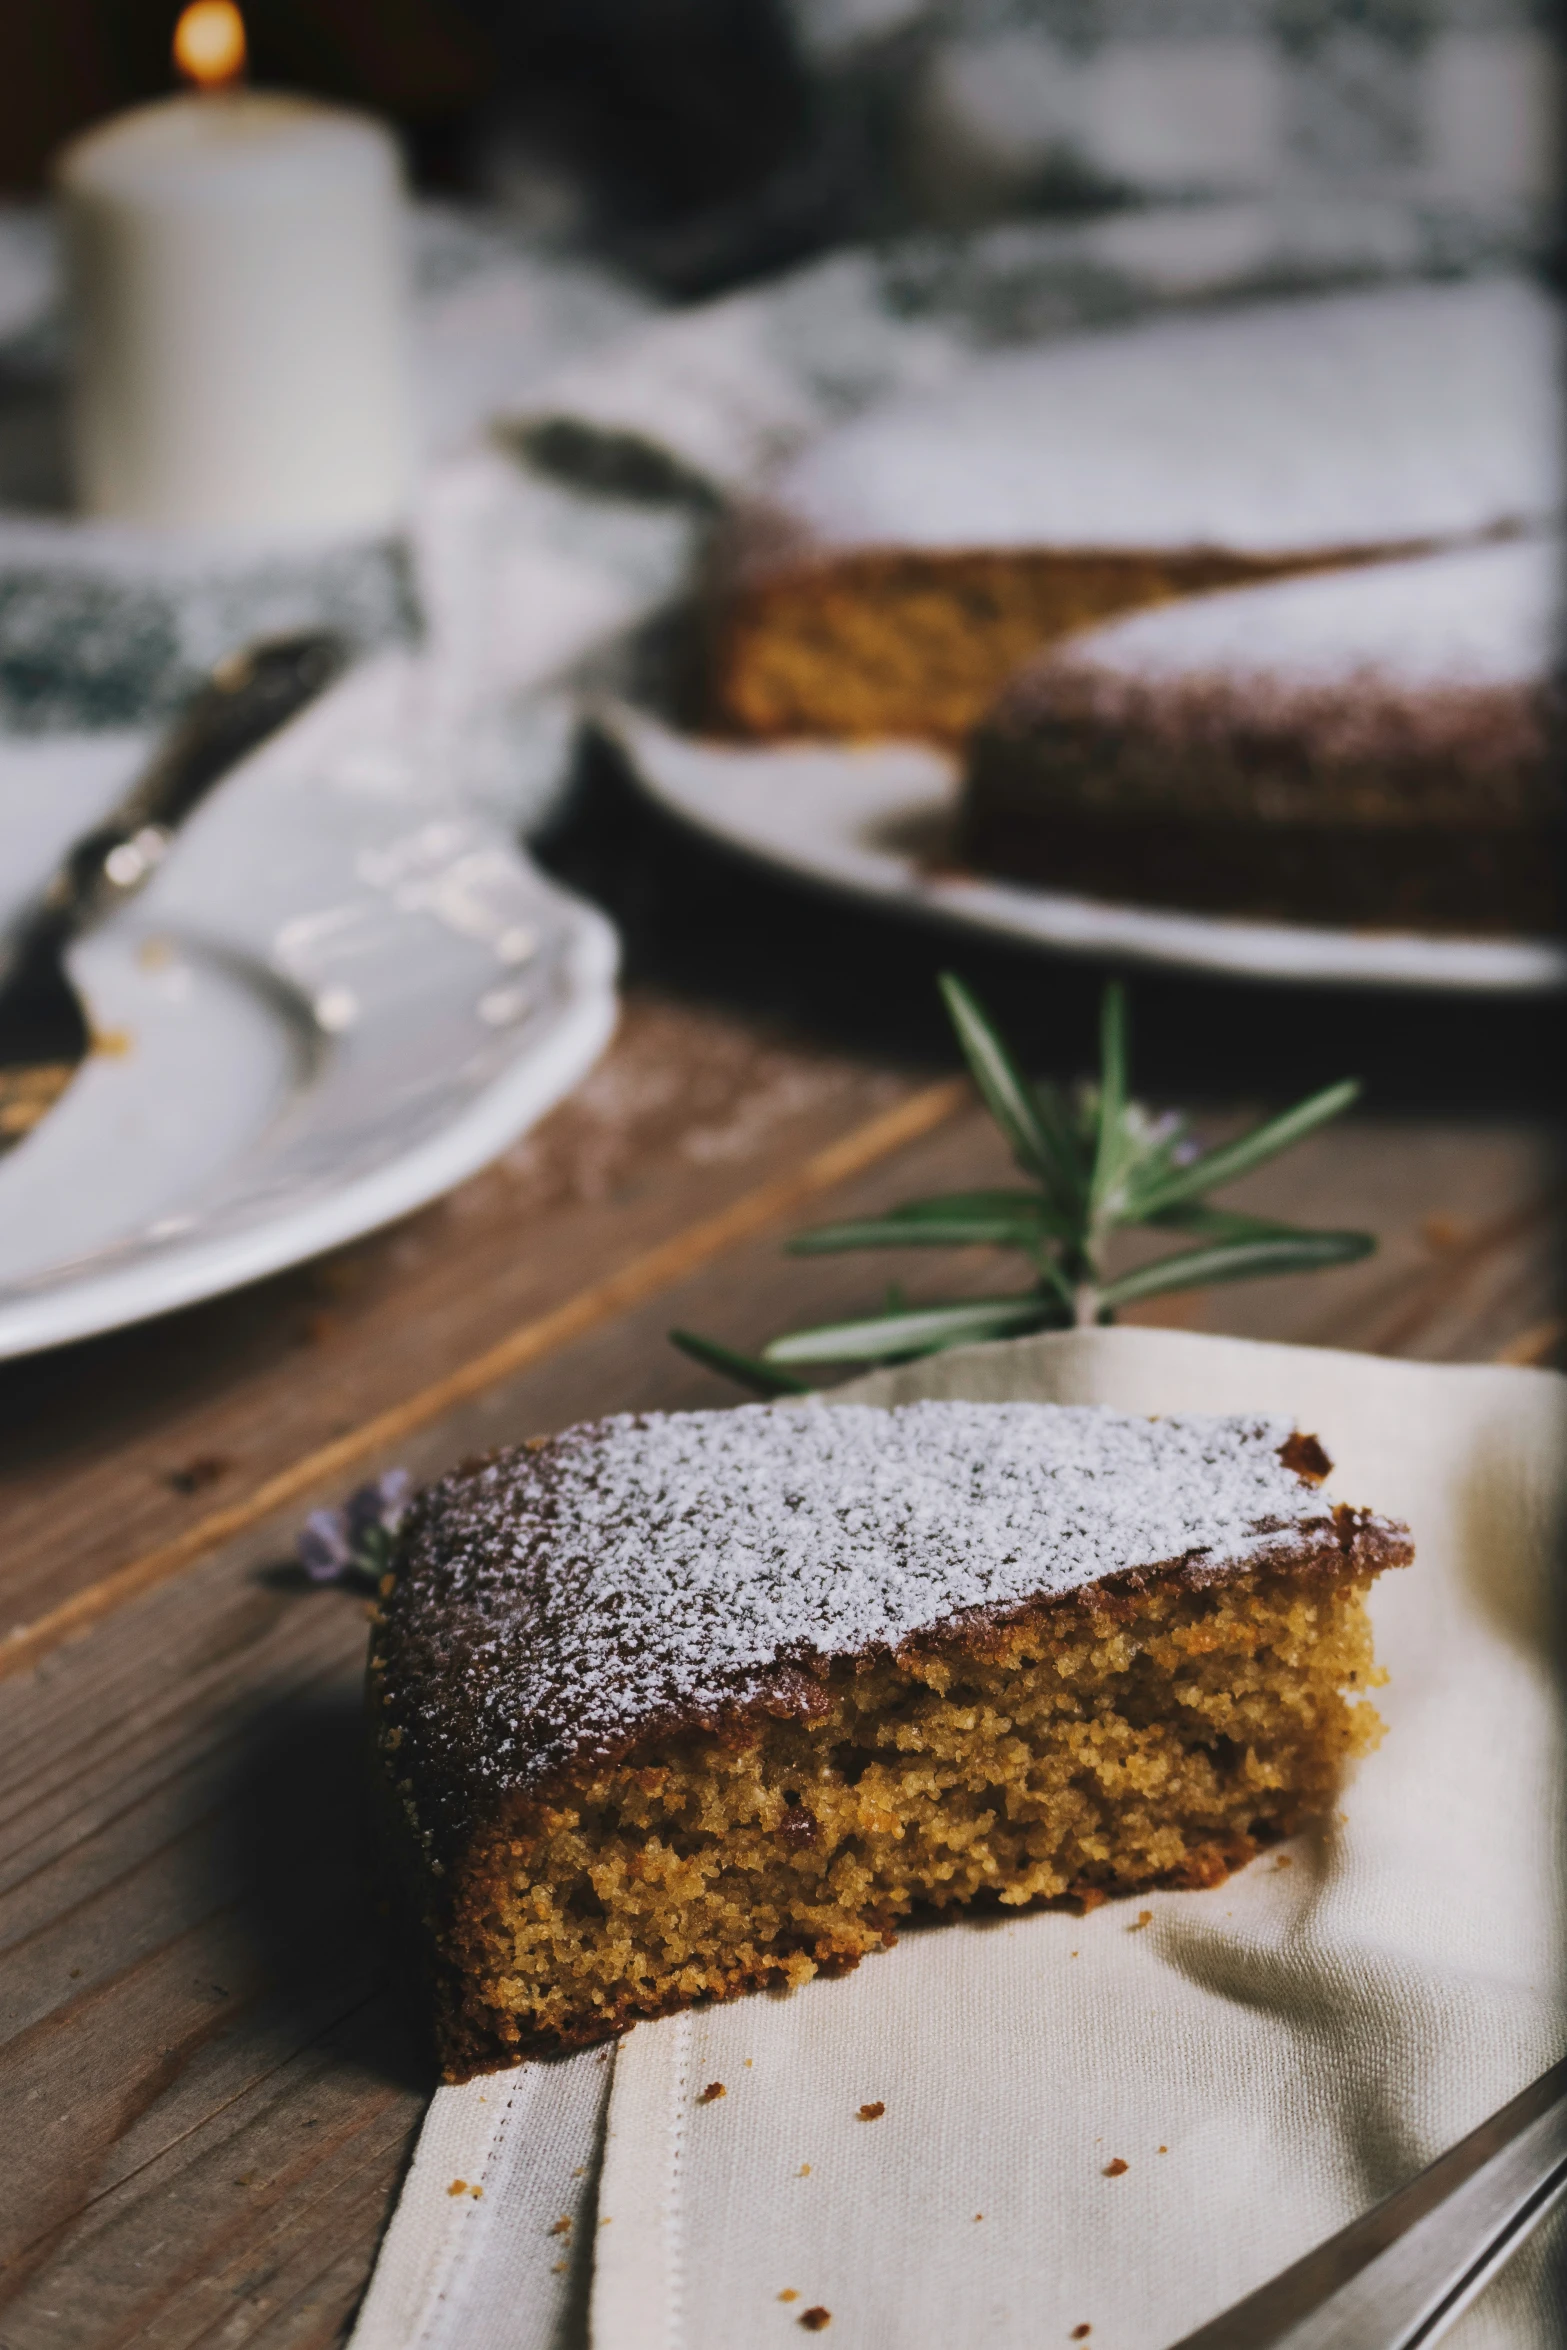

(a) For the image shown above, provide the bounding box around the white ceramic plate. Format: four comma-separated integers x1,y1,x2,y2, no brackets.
605,703,1567,997
0,651,617,1360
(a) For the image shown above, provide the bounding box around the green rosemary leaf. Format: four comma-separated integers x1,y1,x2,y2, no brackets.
789,1218,1051,1253
1124,1079,1361,1220
874,1189,1061,1219
1031,1080,1089,1208
669,1328,811,1396
789,1191,1071,1253
1087,981,1130,1223
938,974,1070,1200
1032,1253,1080,1318
1096,1228,1374,1312
763,1293,1065,1365
1146,1204,1309,1242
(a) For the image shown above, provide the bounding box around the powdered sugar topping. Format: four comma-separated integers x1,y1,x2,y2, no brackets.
381,1400,1358,1820
1037,537,1558,695
770,278,1560,557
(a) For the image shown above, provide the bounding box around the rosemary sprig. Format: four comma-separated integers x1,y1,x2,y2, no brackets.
666,1327,810,1399
672,975,1374,1385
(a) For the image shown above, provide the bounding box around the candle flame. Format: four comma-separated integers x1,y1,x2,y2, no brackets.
173,1,247,92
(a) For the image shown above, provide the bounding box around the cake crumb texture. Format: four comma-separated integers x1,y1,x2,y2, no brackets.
432,1561,1385,2073
710,545,1340,744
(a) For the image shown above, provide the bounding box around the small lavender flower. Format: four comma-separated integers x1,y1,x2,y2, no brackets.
297,1468,411,1588
298,1507,354,1583
1122,1103,1200,1171
347,1467,411,1547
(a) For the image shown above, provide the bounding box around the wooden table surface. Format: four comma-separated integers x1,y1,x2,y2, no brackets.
0,766,1560,2348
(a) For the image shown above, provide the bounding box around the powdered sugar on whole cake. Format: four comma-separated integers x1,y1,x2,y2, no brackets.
386,1400,1382,1797
1031,537,1558,697
765,278,1560,559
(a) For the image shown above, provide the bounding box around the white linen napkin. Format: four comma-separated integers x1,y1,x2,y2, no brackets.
351,2043,610,2350
353,1328,1566,2350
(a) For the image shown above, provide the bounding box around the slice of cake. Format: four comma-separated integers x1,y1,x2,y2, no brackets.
369,1399,1410,2080
709,276,1559,743
961,536,1561,935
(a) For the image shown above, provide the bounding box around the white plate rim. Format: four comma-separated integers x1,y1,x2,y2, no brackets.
604,702,1567,998
0,908,617,1363
0,639,626,1362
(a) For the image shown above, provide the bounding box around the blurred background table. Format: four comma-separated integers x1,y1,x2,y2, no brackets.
0,757,1559,2347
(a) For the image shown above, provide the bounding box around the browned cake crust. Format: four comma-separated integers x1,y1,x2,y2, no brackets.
963,663,1562,933
368,1402,1411,2080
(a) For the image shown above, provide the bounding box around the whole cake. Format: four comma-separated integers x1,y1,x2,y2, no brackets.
961,535,1561,935
369,1399,1410,2080
709,276,1559,744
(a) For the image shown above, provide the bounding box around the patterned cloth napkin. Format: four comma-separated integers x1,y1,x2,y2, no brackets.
790,0,1553,221
350,1326,1565,2350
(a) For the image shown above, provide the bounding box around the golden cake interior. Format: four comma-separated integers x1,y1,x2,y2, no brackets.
442,1562,1382,2073
709,544,1380,743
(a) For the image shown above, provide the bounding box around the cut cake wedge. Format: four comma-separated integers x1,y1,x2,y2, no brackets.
368,1399,1411,2079
710,277,1559,742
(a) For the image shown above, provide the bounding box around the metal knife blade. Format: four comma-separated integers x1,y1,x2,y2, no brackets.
1168,2058,1567,2350
0,628,347,1139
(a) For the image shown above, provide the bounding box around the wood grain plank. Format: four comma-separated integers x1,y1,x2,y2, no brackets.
0,1577,416,2343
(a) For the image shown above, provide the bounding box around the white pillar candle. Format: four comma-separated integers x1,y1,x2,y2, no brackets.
56,88,413,535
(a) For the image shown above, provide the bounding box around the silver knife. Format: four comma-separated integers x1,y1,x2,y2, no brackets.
0,630,346,1138
1169,2057,1567,2350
